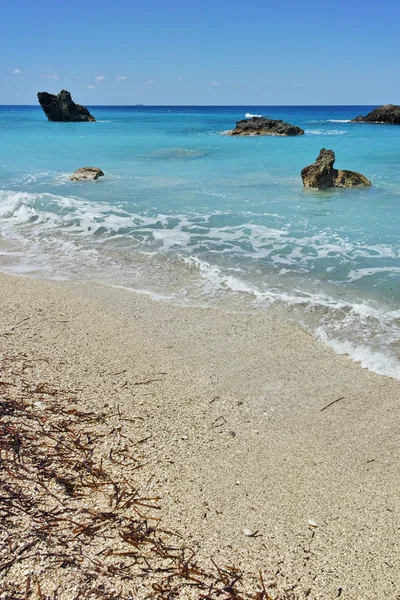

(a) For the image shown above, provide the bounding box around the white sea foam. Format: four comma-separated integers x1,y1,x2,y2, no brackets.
1,188,399,379
308,119,351,124
180,256,394,314
1,189,398,271
110,284,174,302
245,113,262,118
316,329,400,379
182,256,257,295
348,266,400,282
180,256,400,379
305,129,347,135
0,190,176,237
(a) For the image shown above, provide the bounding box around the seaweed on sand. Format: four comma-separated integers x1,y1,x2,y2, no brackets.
0,354,289,600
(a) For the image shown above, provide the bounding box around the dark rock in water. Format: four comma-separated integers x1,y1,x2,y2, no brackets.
301,149,371,189
228,116,304,136
352,104,400,124
70,167,104,181
37,90,95,122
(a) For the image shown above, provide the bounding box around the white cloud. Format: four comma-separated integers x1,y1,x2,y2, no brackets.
40,73,59,80
86,85,95,89
115,75,126,83
210,81,219,86
11,69,21,75
143,78,156,85
95,75,106,82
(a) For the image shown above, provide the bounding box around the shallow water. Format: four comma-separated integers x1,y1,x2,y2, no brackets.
1,105,400,377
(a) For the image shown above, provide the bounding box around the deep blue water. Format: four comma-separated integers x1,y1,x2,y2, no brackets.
1,105,399,376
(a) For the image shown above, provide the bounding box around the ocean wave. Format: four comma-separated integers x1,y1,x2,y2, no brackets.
0,187,399,378
245,113,262,118
8,171,72,186
0,189,398,274
181,256,400,379
308,119,351,124
0,190,174,235
305,129,347,135
348,266,400,282
316,331,400,379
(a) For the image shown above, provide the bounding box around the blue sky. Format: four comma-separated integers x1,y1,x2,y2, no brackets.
1,0,399,105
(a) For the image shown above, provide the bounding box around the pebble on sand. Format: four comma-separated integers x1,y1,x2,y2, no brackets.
243,528,255,537
308,519,318,528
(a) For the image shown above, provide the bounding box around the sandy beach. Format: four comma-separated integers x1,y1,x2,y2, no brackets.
1,272,399,599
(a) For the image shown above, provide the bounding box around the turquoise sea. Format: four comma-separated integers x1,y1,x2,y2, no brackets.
1,105,400,377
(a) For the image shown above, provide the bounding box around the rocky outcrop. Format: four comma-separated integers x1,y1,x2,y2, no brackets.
301,149,371,189
37,90,95,122
70,167,104,181
352,104,400,124
228,116,304,136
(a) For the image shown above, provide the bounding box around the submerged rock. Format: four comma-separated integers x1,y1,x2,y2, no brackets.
70,167,104,181
352,104,400,124
228,116,304,136
301,149,371,189
37,90,95,122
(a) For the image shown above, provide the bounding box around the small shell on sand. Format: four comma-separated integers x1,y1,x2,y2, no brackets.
308,519,318,528
243,528,255,537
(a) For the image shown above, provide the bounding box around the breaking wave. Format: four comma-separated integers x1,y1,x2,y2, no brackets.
180,256,400,379
1,188,399,279
305,129,347,135
0,187,399,379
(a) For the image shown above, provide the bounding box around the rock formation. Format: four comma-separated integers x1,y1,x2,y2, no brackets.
301,149,371,189
352,104,400,124
37,90,95,122
70,167,104,181
228,116,304,136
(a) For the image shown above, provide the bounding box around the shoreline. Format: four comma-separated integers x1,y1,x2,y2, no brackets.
1,271,400,598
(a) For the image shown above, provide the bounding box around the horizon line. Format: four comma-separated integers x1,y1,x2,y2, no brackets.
0,103,379,107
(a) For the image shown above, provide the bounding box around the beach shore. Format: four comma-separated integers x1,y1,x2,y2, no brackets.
1,272,399,599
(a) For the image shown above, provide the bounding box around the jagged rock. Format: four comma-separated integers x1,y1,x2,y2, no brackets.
70,167,104,181
37,90,95,122
352,104,400,124
301,149,371,189
228,116,304,136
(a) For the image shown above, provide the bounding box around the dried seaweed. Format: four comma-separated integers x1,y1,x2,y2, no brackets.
0,355,288,600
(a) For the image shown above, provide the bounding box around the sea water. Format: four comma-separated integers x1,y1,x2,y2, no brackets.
0,105,399,377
